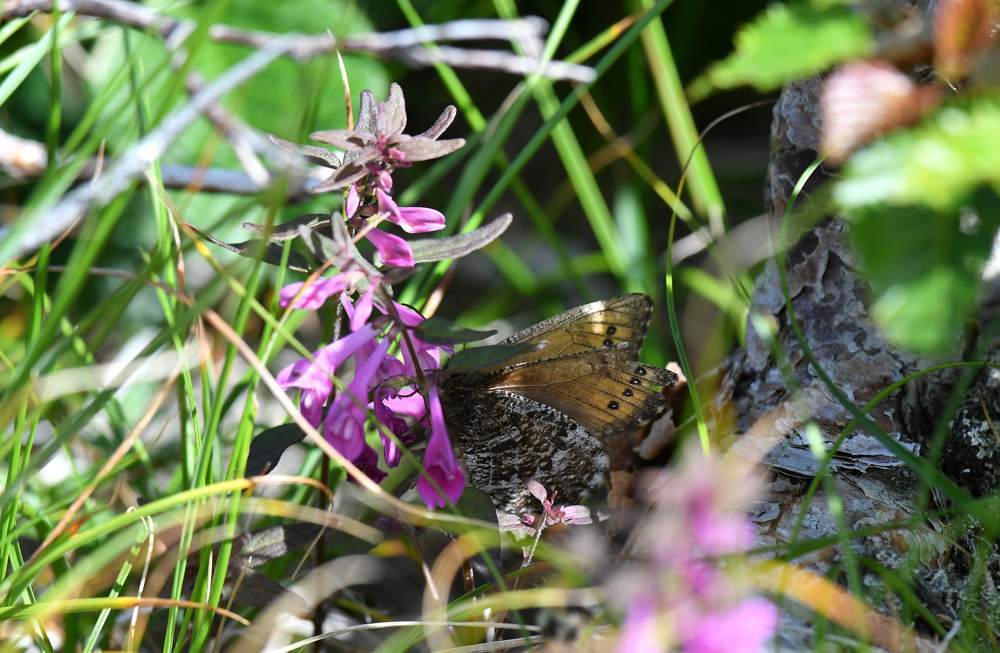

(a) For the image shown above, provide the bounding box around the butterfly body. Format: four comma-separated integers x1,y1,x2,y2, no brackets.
439,294,676,513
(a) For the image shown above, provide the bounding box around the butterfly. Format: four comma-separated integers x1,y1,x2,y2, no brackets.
438,294,677,514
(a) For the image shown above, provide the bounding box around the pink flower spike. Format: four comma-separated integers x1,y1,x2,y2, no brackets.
617,593,663,653
366,227,414,268
680,598,777,653
417,385,465,509
323,335,391,461
276,324,376,393
280,270,361,310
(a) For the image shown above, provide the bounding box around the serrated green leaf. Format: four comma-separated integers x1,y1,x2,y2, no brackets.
848,191,1000,353
414,316,497,345
836,100,1000,210
690,4,872,99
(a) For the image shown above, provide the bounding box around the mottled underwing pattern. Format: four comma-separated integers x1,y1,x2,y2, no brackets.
440,294,677,513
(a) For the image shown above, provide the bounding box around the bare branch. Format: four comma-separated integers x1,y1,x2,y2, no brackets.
3,0,594,82
0,44,293,262
0,127,322,195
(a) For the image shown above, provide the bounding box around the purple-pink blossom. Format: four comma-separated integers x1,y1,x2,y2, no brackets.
616,593,663,653
376,188,445,234
279,270,363,310
416,385,465,509
606,450,777,652
679,598,778,653
276,324,376,427
322,333,390,461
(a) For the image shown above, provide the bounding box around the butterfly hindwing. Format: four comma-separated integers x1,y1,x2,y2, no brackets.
440,389,609,514
488,348,677,436
493,294,653,367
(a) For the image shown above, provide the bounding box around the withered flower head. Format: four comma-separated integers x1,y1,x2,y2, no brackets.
270,83,465,194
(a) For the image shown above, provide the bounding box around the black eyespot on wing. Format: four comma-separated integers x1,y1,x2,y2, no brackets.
606,325,617,335
607,400,619,409
636,367,647,375
603,338,614,347
623,388,634,397
629,377,641,386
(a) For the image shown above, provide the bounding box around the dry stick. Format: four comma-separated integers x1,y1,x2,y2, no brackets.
0,128,319,196
29,368,181,562
3,1,593,82
0,43,292,262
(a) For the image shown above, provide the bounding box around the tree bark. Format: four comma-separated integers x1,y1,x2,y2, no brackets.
720,73,1000,649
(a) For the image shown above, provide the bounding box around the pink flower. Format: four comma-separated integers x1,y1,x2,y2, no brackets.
417,385,465,509
279,270,363,310
323,335,391,461
345,184,415,268
526,479,593,528
376,188,445,234
354,440,387,483
617,592,663,653
679,599,777,653
366,228,414,268
376,382,424,467
276,325,376,427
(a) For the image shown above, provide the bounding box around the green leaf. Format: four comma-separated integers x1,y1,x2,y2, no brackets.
445,342,540,372
408,213,512,263
189,224,313,273
242,213,331,241
243,423,307,476
414,316,496,345
689,3,872,99
836,100,1000,210
848,191,1000,353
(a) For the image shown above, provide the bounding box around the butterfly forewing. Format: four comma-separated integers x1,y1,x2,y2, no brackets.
494,293,653,367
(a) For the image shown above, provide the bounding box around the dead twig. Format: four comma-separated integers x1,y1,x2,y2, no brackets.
0,127,323,196
0,43,293,262
2,1,595,82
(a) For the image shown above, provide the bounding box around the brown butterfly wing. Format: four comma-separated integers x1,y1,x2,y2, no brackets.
493,294,653,367
440,388,609,514
487,347,677,436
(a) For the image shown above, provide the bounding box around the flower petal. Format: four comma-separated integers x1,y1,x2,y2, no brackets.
279,271,360,310
616,593,663,653
417,385,465,509
680,598,777,653
527,480,548,503
351,284,376,332
396,206,445,233
366,228,414,268
323,406,367,461
276,324,376,393
346,184,361,219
